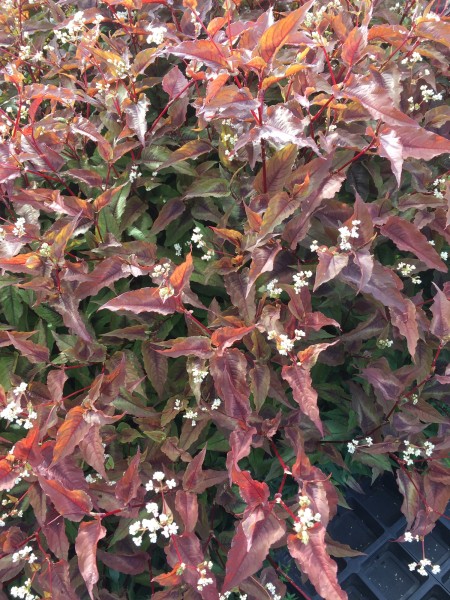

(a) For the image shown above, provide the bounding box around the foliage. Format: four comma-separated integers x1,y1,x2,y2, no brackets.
0,0,450,598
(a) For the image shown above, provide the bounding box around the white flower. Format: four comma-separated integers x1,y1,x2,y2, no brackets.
153,471,165,482
201,249,215,261
166,479,177,489
293,270,313,293
174,243,182,256
191,226,205,248
310,240,319,252
338,220,360,251
365,437,373,446
146,502,159,517
192,367,208,384
132,536,143,546
347,439,359,454
377,339,393,349
146,25,166,45
145,480,154,492
13,382,27,396
294,329,306,340
129,165,140,182
129,521,141,536
440,251,448,260
266,279,282,298
159,285,175,302
183,408,198,426
211,398,221,410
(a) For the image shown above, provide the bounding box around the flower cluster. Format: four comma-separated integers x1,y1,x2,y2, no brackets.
347,437,373,454
338,220,360,251
130,472,178,545
266,582,282,600
129,165,141,182
152,263,171,279
266,279,283,298
183,408,198,426
267,331,294,356
409,559,440,576
10,579,38,600
432,177,446,200
191,366,208,384
402,440,435,466
12,218,26,238
377,339,393,349
401,52,422,65
404,531,420,542
293,495,321,544
191,227,205,249
146,25,166,45
397,262,421,284
293,270,313,293
304,0,341,28
196,561,214,591
420,85,443,103
12,545,37,564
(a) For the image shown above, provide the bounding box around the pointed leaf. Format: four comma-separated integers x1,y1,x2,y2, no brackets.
380,216,446,271
101,287,179,315
430,285,450,342
38,478,93,521
52,406,91,465
115,450,141,505
210,348,251,422
282,363,323,434
257,2,314,63
288,530,347,600
253,144,298,194
75,519,107,600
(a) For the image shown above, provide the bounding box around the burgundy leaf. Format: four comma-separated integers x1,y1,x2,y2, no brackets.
38,478,93,521
75,519,107,600
175,490,198,533
223,512,285,592
115,450,141,506
155,336,212,358
314,249,349,290
381,216,446,271
288,529,347,600
430,285,450,342
142,341,168,399
253,144,298,194
210,348,251,421
282,363,323,435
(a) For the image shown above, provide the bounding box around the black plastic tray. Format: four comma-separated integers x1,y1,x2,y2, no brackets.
279,474,450,600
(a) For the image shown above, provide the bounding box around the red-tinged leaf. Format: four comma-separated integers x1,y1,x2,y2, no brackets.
170,41,230,69
115,450,141,505
378,128,403,186
43,508,70,561
52,406,90,465
11,426,41,463
288,530,347,600
211,326,255,352
71,116,113,162
253,144,298,194
303,311,340,331
247,243,282,295
282,363,323,435
6,332,49,363
210,227,243,248
183,178,230,199
142,341,168,399
150,198,186,236
381,216,446,272
165,533,219,599
0,459,17,491
314,250,349,290
210,348,251,421
38,478,92,521
159,139,212,169
232,470,270,506
123,93,149,145
75,519,107,600
170,252,193,296
79,426,108,480
101,287,179,315
430,285,450,342
152,566,183,587
38,560,78,600
175,490,198,532
415,18,450,49
97,550,148,575
92,185,125,213
162,65,189,98
394,123,450,160
48,215,81,263
390,298,419,358
183,448,228,493
250,362,270,412
155,336,212,358
47,369,68,403
224,270,256,324
397,468,421,531
257,2,314,64
343,74,415,128
54,292,93,343
341,26,368,67
68,169,103,188
223,512,285,592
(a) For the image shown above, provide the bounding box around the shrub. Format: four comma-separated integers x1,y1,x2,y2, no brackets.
0,0,449,598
